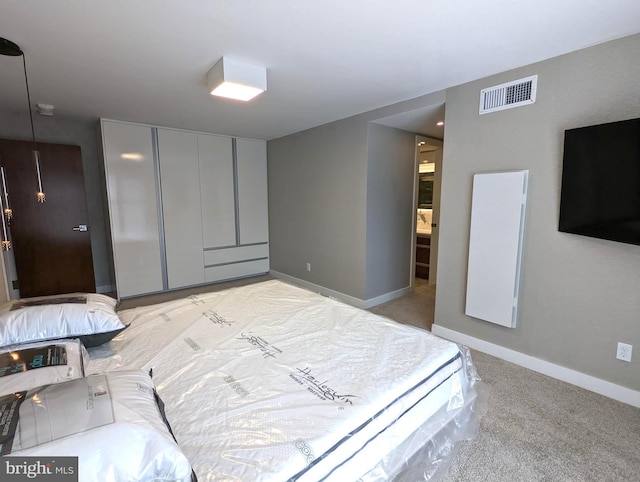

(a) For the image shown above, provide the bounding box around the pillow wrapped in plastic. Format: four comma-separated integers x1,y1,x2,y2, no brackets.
0,293,127,348
0,370,193,482
0,338,88,396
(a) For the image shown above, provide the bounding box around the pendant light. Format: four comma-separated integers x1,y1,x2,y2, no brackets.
0,166,10,251
0,36,46,203
1,167,12,221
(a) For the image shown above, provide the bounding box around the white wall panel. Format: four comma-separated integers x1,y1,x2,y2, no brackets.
465,170,528,327
101,120,163,297
157,128,205,289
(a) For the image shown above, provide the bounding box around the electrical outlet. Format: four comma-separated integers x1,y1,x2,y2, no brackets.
616,342,632,362
306,263,311,272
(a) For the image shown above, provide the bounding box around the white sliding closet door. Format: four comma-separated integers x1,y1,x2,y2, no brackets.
157,129,205,289
102,119,271,295
198,134,235,248
101,120,163,298
236,138,269,245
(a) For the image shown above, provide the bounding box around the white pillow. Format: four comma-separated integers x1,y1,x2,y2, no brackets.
4,293,118,312
0,293,127,348
1,370,193,482
0,338,88,396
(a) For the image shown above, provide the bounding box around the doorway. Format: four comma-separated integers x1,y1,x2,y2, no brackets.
0,139,95,297
414,136,442,286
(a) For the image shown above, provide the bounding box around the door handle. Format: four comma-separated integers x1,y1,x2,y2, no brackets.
72,224,88,232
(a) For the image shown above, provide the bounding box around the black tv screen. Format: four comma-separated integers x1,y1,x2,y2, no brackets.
559,117,640,246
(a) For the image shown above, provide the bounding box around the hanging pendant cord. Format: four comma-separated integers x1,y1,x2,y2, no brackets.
22,53,37,146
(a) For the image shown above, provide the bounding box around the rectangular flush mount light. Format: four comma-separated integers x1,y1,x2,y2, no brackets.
207,57,267,101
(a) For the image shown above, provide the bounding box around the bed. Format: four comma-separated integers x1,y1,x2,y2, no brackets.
84,279,487,481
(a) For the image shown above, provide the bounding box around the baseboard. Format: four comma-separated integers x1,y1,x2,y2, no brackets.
432,324,640,408
269,271,366,308
363,286,412,309
269,271,409,309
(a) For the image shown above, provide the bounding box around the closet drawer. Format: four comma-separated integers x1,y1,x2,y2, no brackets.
205,259,270,283
204,244,269,266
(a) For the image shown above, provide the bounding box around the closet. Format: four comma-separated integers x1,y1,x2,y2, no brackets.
101,119,269,298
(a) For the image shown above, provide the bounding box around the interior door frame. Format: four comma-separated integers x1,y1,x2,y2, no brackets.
411,136,443,287
409,136,421,289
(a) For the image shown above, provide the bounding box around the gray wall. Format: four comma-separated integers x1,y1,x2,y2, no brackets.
365,123,416,299
0,112,113,292
268,90,445,302
268,117,369,299
435,34,640,390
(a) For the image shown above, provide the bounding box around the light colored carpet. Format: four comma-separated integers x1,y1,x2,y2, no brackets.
369,277,435,331
119,275,640,481
443,351,640,481
369,280,640,481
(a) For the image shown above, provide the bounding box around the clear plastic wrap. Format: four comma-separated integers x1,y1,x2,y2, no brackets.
0,338,88,396
87,279,487,481
1,370,193,482
87,291,230,371
360,346,489,481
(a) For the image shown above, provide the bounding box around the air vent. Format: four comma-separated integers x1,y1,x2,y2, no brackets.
479,75,537,115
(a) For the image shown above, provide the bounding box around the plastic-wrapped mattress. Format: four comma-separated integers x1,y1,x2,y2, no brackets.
89,280,486,481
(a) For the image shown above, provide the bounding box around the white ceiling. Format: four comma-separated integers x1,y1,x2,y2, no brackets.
1,1,639,141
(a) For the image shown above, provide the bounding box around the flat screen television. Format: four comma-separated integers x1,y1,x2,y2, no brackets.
559,117,640,246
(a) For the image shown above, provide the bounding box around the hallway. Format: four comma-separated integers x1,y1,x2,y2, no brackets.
368,278,435,331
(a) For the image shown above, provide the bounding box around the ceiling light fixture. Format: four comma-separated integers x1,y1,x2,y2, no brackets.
207,57,267,102
0,36,46,203
437,121,444,126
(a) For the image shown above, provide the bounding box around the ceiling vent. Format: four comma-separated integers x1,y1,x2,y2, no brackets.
479,75,537,115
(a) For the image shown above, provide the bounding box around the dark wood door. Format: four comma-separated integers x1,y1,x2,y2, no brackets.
0,139,95,297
